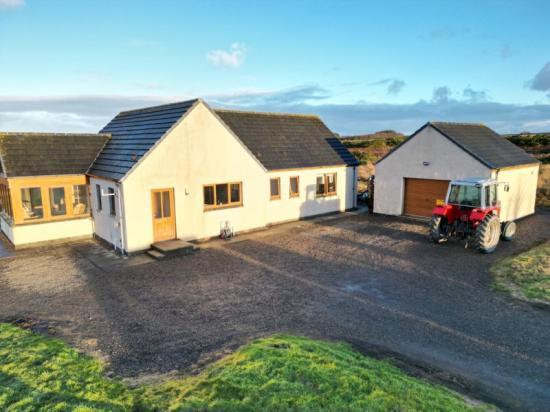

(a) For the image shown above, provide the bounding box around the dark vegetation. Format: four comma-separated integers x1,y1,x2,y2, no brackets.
504,133,550,164
340,131,406,190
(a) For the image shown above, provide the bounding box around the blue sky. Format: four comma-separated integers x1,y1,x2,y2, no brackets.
1,0,549,134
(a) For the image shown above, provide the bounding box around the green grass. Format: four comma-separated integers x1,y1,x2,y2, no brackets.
491,241,550,303
0,323,135,411
0,323,492,411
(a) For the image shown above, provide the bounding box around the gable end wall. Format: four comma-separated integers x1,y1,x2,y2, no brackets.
121,102,268,252
374,126,492,215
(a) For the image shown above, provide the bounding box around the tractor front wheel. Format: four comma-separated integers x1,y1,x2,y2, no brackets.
429,215,447,243
474,214,500,253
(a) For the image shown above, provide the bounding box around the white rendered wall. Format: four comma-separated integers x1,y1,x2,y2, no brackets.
89,177,123,251
374,125,492,215
265,166,355,224
121,102,357,253
9,217,93,247
493,164,539,222
121,102,268,252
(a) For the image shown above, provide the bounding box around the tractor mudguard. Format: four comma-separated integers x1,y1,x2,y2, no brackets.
470,206,501,223
432,204,452,218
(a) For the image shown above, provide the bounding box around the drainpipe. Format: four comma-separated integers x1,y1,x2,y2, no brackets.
353,166,358,209
116,184,127,256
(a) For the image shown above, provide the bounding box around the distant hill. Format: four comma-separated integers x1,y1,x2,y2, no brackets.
340,130,405,141
339,131,407,189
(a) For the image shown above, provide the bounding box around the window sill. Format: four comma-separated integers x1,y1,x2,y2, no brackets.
316,193,337,198
289,194,300,198
14,214,92,227
204,203,243,212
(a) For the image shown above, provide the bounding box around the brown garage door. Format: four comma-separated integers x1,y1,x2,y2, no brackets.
403,178,449,217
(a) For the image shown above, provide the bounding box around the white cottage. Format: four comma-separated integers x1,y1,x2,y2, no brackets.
373,122,540,219
88,99,358,254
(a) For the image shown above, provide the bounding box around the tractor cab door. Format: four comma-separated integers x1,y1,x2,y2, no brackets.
483,184,499,209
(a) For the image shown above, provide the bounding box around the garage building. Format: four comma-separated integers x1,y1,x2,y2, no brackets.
373,122,540,219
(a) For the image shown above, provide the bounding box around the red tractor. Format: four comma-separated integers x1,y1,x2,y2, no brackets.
430,178,517,253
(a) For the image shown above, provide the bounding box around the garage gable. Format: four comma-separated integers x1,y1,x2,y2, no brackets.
373,125,492,216
376,124,491,177
378,122,537,169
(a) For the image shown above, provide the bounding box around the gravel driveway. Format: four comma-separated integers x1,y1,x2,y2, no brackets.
1,210,549,411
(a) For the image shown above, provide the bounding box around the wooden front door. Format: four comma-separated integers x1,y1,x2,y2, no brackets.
151,188,176,242
403,178,449,217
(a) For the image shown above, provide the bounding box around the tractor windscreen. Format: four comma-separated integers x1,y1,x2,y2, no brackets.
448,184,481,207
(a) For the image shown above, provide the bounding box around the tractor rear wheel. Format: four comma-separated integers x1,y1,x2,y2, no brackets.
429,215,447,243
474,214,500,253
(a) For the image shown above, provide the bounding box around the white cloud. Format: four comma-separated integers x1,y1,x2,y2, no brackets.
208,84,330,106
0,111,106,133
0,95,178,132
431,86,452,103
369,78,406,95
206,43,247,69
1,89,550,135
0,0,24,9
462,86,489,102
209,86,550,134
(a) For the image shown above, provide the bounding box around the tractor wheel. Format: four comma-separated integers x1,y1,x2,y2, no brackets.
429,215,447,243
474,214,500,253
501,221,517,241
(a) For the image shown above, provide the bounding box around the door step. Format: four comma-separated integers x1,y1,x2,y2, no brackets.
150,239,198,258
147,249,166,260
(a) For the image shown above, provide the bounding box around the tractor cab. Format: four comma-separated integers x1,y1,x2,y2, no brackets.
444,178,500,211
430,177,515,254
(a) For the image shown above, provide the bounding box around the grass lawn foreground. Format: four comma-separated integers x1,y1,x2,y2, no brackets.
491,240,550,304
0,322,492,411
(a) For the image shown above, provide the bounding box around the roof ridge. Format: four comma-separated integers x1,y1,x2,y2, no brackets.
430,121,488,127
215,108,320,119
118,98,199,116
0,132,110,137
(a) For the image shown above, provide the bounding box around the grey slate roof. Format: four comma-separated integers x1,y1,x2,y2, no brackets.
429,122,538,168
377,121,538,169
89,99,198,181
215,110,359,170
0,132,109,177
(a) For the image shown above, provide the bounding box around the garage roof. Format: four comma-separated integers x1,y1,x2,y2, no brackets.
215,109,359,170
430,122,538,168
378,122,538,169
0,132,109,177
